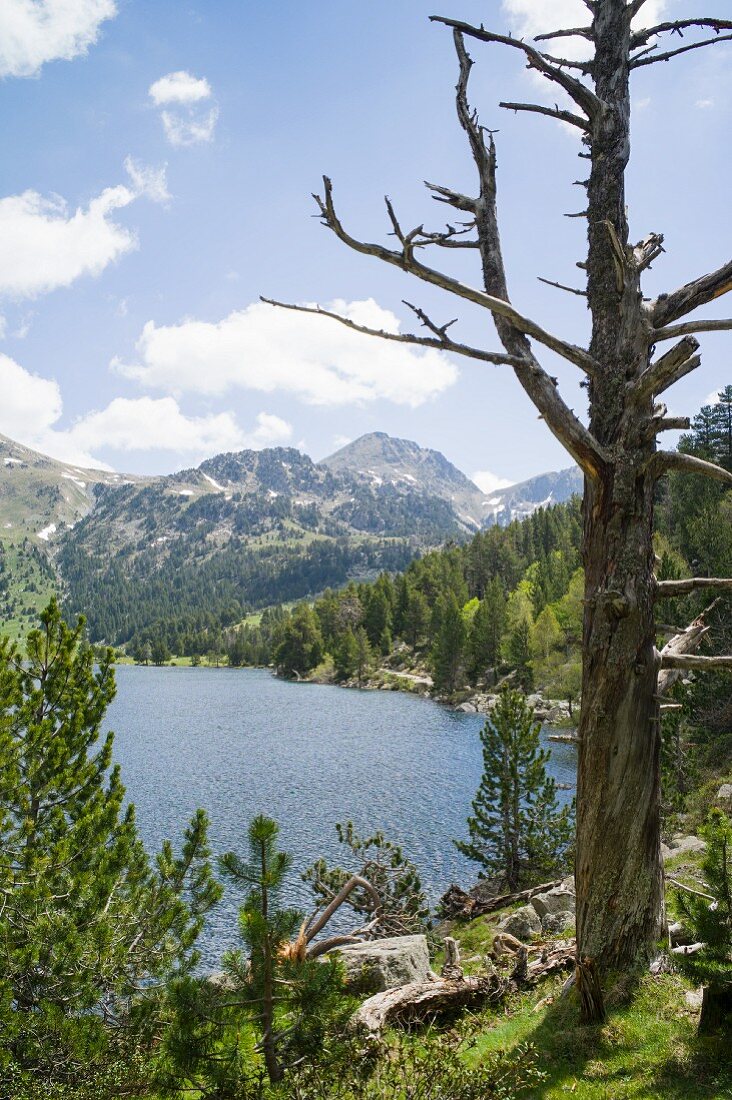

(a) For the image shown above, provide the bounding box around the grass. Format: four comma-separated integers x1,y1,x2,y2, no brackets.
461,972,732,1098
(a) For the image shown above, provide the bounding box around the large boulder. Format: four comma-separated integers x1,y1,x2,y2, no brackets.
668,835,706,858
530,886,576,921
499,905,542,942
331,935,432,994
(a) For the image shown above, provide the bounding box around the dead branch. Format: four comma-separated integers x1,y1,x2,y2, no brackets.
651,450,732,488
652,260,732,328
671,942,706,956
309,176,599,377
661,653,732,672
349,973,502,1037
303,875,381,945
440,878,563,921
654,318,732,342
657,604,715,696
446,31,607,481
668,878,715,902
631,33,732,69
538,277,587,298
429,17,600,112
655,417,691,433
260,298,526,367
534,27,593,44
631,18,732,50
633,335,701,401
499,100,590,131
657,578,732,598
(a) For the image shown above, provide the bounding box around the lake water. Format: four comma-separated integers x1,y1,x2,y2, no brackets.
107,666,576,968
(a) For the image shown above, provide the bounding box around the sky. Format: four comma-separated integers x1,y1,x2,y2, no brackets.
0,0,730,488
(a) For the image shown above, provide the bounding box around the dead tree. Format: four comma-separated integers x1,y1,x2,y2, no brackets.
267,0,732,1019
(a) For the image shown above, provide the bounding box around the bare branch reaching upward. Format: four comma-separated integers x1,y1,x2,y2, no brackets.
651,450,732,488
310,175,599,376
259,298,526,367
633,336,701,401
657,577,732,598
631,32,732,68
652,259,732,327
429,16,600,114
538,277,588,298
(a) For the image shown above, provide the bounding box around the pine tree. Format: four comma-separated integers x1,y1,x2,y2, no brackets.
431,592,466,695
674,810,732,1034
274,605,324,677
455,690,573,890
0,600,220,1078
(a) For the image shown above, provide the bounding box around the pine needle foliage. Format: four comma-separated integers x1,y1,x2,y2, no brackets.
674,810,732,990
0,599,221,1080
455,690,573,891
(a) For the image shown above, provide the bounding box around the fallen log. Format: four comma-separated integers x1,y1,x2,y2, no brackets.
440,878,564,921
349,973,503,1036
350,939,577,1036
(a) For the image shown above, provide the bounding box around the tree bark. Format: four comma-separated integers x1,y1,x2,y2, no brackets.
575,0,666,998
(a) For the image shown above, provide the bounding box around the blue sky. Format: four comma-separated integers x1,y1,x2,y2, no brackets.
0,0,730,487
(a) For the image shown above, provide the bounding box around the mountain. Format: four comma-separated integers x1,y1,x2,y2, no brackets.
321,432,488,530
0,431,583,647
481,467,584,527
0,435,147,639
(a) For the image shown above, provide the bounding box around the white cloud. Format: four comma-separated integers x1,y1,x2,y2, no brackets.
0,352,63,440
123,156,170,203
502,0,668,54
161,106,218,147
149,70,218,146
116,298,458,408
472,470,514,494
696,98,715,110
0,160,167,300
149,70,212,106
0,0,116,78
0,352,290,468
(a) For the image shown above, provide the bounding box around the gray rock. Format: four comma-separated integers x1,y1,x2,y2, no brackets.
542,911,575,935
669,835,707,857
661,843,674,862
717,783,732,807
530,886,576,920
561,875,576,894
331,934,432,994
457,701,477,713
499,905,542,942
546,704,571,723
685,987,704,1011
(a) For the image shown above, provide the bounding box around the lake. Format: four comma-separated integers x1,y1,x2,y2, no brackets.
107,666,576,968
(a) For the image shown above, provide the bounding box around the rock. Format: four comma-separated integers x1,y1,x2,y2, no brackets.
526,694,544,709
546,704,570,723
669,921,694,947
457,701,477,713
541,911,575,935
685,987,704,1011
469,878,502,905
499,905,542,942
561,875,576,893
717,783,732,808
661,843,674,862
331,934,432,994
669,835,707,857
530,886,576,920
